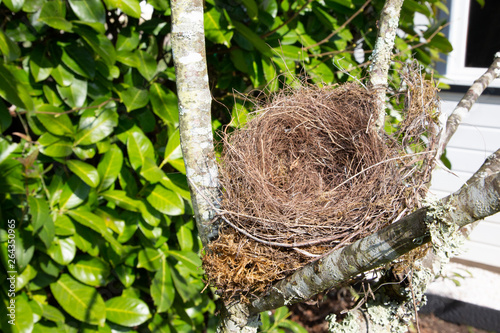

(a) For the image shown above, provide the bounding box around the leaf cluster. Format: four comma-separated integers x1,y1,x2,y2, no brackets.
0,0,214,332
203,0,451,127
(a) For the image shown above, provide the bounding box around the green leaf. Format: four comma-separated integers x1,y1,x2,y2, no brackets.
67,160,100,188
241,0,258,20
167,158,186,174
116,50,139,67
75,106,119,145
232,20,272,57
28,196,55,248
204,7,233,47
307,59,334,84
163,129,182,163
403,0,431,16
160,174,191,200
3,0,25,12
47,237,76,265
0,100,12,133
428,33,453,53
36,105,74,136
59,175,90,210
166,250,202,275
149,83,179,126
230,101,249,128
116,29,140,52
74,25,116,66
149,313,172,333
40,137,73,158
0,62,34,112
41,303,65,322
105,0,142,18
72,144,96,160
50,274,106,326
114,264,136,288
54,214,76,236
67,209,123,254
151,258,175,313
68,255,110,286
38,253,63,277
121,86,149,112
61,43,96,79
51,64,75,87
16,264,37,291
0,29,21,61
101,190,141,212
15,294,34,332
39,1,73,32
15,228,35,272
137,247,163,271
68,0,106,24
311,3,337,30
97,144,123,192
0,137,17,163
169,264,192,303
133,50,157,81
176,225,193,252
273,44,307,61
141,157,165,183
145,184,184,216
127,129,155,171
56,77,88,108
105,297,151,327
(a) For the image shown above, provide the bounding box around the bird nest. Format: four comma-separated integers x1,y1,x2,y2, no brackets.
204,70,440,301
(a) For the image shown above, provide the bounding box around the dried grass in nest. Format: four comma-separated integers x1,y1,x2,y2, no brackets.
204,70,440,301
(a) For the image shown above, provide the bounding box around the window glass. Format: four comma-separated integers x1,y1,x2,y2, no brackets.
465,0,500,68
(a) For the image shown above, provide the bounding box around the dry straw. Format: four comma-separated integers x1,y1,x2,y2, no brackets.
204,65,440,301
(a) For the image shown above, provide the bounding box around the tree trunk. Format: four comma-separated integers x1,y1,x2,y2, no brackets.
368,0,404,130
171,0,220,248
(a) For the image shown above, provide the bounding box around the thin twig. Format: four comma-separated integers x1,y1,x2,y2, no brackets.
436,52,500,159
409,269,421,333
327,151,434,194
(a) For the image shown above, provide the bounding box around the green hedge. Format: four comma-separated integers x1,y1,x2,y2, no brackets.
0,0,449,332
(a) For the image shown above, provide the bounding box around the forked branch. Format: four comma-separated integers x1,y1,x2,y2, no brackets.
437,52,500,159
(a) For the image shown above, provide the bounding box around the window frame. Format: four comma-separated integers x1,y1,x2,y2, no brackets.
438,0,500,88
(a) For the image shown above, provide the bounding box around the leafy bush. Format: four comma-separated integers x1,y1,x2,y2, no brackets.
0,0,449,332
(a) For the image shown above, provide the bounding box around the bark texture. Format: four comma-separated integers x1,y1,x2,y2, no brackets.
437,52,500,159
171,0,219,247
217,303,259,333
249,158,500,314
368,0,404,130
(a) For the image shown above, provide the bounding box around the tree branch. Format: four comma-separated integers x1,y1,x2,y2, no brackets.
437,52,500,159
249,152,500,314
368,0,404,130
171,0,220,247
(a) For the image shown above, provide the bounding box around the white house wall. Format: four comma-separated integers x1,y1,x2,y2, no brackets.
430,91,500,269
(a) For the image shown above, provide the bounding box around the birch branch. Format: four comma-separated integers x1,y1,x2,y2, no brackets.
437,52,500,159
249,153,500,314
171,0,220,247
368,0,404,130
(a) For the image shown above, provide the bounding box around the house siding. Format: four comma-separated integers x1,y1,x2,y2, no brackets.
429,91,500,269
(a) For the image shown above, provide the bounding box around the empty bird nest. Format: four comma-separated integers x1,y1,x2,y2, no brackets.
203,67,441,302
